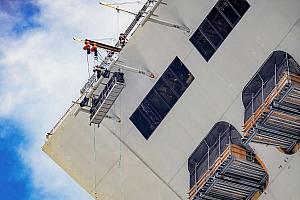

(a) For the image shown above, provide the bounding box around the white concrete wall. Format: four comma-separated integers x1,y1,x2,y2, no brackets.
43,0,300,199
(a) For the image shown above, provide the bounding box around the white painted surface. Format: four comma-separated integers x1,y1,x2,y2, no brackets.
43,0,300,199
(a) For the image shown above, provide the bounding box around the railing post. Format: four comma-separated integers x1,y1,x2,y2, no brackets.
204,140,210,169
251,93,254,124
262,80,264,102
259,74,264,103
229,130,232,146
286,54,291,83
219,135,221,156
287,54,291,83
275,64,277,88
194,162,197,188
208,148,210,169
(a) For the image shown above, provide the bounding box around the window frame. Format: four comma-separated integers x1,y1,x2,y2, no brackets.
130,57,194,140
190,0,250,61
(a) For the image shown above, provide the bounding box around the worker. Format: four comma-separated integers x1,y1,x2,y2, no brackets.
119,33,128,47
90,43,98,57
83,41,91,54
46,132,52,140
93,65,103,79
93,65,110,79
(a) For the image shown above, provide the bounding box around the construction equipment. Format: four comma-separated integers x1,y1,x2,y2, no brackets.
188,122,268,200
90,72,125,125
73,37,122,52
100,0,190,33
74,0,157,118
243,51,300,154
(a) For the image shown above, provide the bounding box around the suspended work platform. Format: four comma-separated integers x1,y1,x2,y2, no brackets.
188,122,268,200
90,72,125,125
243,51,300,153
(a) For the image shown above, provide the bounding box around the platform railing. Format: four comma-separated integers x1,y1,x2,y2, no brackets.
243,56,300,152
90,72,124,117
189,144,256,200
244,57,291,122
188,129,259,199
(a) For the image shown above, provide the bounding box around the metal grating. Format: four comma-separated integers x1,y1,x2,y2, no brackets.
90,72,125,125
244,73,300,152
190,145,268,200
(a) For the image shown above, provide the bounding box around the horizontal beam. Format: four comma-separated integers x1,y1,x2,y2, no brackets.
73,37,122,52
147,18,190,33
115,62,155,78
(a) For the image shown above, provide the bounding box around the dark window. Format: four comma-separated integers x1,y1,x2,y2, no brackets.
130,109,155,140
146,90,170,119
130,57,194,140
200,19,223,48
140,100,161,124
190,29,215,61
162,69,186,97
190,0,250,61
169,57,195,87
155,79,178,107
217,0,240,25
207,7,232,38
228,0,250,16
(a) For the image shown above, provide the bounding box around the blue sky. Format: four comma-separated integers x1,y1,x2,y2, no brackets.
0,0,137,199
0,1,40,199
0,0,89,199
0,0,40,36
0,120,32,200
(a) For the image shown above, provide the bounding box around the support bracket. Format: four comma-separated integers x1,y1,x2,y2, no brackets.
115,61,155,78
80,107,121,123
141,0,190,33
104,114,121,123
147,18,190,33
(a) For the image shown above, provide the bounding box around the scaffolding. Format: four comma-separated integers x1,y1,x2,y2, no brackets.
243,51,300,153
188,122,268,200
90,72,125,125
78,0,157,96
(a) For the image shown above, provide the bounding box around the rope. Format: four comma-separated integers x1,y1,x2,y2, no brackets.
117,8,120,38
120,88,125,200
87,54,91,78
93,123,98,199
115,79,125,200
119,89,122,165
98,52,104,62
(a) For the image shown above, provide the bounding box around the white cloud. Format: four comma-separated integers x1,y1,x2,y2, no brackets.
0,0,144,199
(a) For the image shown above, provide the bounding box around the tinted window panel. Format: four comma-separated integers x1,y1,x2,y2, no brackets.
190,0,250,61
228,0,250,16
162,69,186,97
146,90,170,119
218,0,239,25
130,109,155,140
200,19,223,48
130,57,194,140
155,79,178,107
190,29,215,61
169,57,195,88
140,100,161,124
169,57,192,85
208,7,232,38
